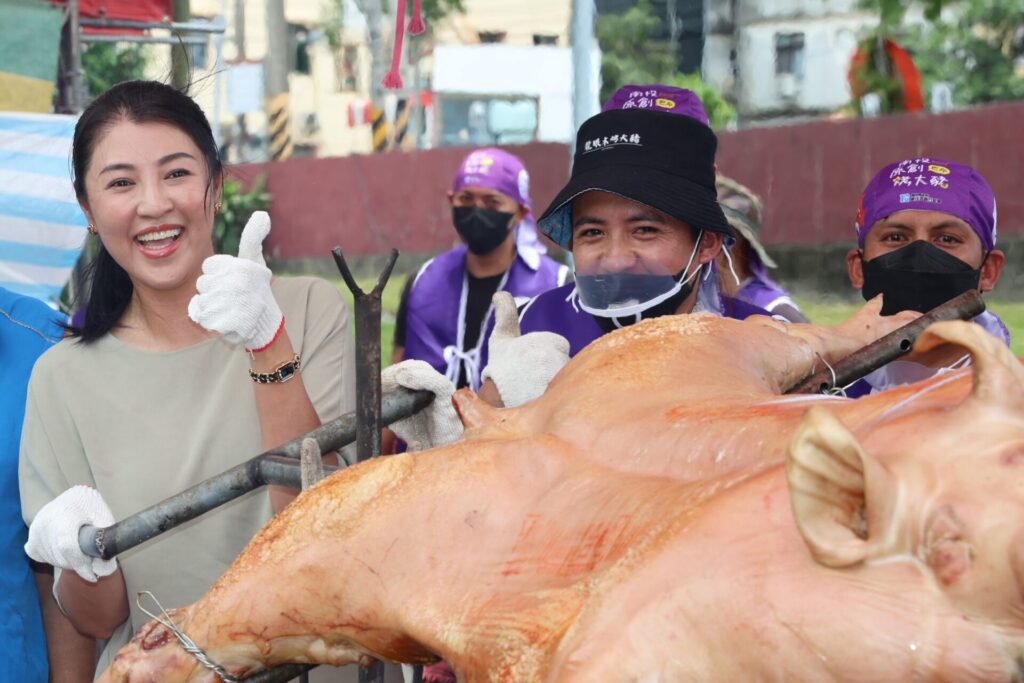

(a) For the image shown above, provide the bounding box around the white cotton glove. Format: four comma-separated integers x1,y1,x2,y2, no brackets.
382,360,464,451
25,485,118,583
481,292,570,408
188,211,284,351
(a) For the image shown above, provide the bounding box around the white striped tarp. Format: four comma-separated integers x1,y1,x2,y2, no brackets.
0,112,83,305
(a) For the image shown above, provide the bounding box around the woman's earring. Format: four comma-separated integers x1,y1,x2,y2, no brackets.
87,224,98,236
214,202,222,214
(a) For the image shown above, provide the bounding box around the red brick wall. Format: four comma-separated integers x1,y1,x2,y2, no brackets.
237,102,1024,259
231,142,571,260
716,101,1024,245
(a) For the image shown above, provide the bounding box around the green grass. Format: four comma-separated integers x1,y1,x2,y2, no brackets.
314,276,1024,367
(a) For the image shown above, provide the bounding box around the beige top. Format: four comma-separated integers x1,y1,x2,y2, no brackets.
19,276,355,671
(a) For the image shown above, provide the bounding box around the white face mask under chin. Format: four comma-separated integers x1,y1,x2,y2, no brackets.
572,230,706,324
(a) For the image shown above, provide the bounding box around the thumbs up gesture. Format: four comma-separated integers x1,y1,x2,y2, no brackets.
480,292,570,408
188,211,284,351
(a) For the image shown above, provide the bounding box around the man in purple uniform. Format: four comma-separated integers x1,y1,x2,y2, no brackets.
844,156,1007,395
512,84,769,358
392,147,569,389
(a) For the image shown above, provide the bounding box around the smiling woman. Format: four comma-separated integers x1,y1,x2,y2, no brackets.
17,81,355,679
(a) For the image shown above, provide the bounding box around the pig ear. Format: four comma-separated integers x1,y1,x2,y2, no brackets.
914,320,1024,406
786,407,889,568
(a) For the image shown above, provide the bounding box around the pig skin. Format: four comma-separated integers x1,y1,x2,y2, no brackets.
97,315,1024,682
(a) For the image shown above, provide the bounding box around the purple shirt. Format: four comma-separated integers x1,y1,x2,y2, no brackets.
519,281,771,358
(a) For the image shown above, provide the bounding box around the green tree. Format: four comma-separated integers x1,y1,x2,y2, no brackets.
907,0,1024,105
596,0,735,129
596,0,675,101
81,43,148,99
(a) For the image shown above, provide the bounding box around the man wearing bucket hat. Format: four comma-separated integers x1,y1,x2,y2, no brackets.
461,85,779,410
844,156,1007,395
714,175,808,323
507,84,769,359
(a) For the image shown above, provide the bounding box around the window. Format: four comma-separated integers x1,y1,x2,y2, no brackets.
288,23,312,75
478,30,507,44
774,32,805,77
533,33,558,46
437,96,538,147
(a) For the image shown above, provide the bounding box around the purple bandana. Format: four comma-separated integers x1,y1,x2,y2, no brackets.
602,84,709,126
452,147,531,208
855,157,997,251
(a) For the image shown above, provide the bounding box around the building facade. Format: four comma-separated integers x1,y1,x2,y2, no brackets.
174,0,576,160
703,0,873,125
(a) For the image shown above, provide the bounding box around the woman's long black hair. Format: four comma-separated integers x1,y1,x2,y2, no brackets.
71,80,223,342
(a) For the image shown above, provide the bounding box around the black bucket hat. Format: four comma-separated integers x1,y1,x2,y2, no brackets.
538,107,734,248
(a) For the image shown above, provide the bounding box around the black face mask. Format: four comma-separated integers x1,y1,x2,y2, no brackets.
861,240,982,316
452,206,515,255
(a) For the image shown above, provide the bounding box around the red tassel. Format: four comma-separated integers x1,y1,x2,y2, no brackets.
381,0,406,89
408,0,426,35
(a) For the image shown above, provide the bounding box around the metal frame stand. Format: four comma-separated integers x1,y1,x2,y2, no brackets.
329,246,399,683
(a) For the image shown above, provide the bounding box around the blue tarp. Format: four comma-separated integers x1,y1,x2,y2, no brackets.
0,112,83,305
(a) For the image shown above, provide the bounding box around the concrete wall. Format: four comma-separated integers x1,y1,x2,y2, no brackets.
734,18,864,117
704,0,874,122
735,0,861,24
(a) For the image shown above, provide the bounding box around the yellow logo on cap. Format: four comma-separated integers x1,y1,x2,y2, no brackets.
928,164,950,175
655,98,676,109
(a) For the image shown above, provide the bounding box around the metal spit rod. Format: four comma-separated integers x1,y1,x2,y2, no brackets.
78,387,433,560
787,290,985,395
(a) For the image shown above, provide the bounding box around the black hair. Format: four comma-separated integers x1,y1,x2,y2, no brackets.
71,80,223,342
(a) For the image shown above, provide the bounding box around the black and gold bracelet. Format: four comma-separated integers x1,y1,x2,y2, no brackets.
249,354,301,384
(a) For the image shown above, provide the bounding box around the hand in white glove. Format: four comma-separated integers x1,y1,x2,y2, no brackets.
481,292,570,408
382,360,463,451
188,211,284,351
25,485,118,582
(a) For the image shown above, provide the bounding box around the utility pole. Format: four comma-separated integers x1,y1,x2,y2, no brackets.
232,0,248,160
364,0,386,103
363,0,392,154
571,0,598,135
171,0,191,89
265,0,292,160
56,0,84,113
